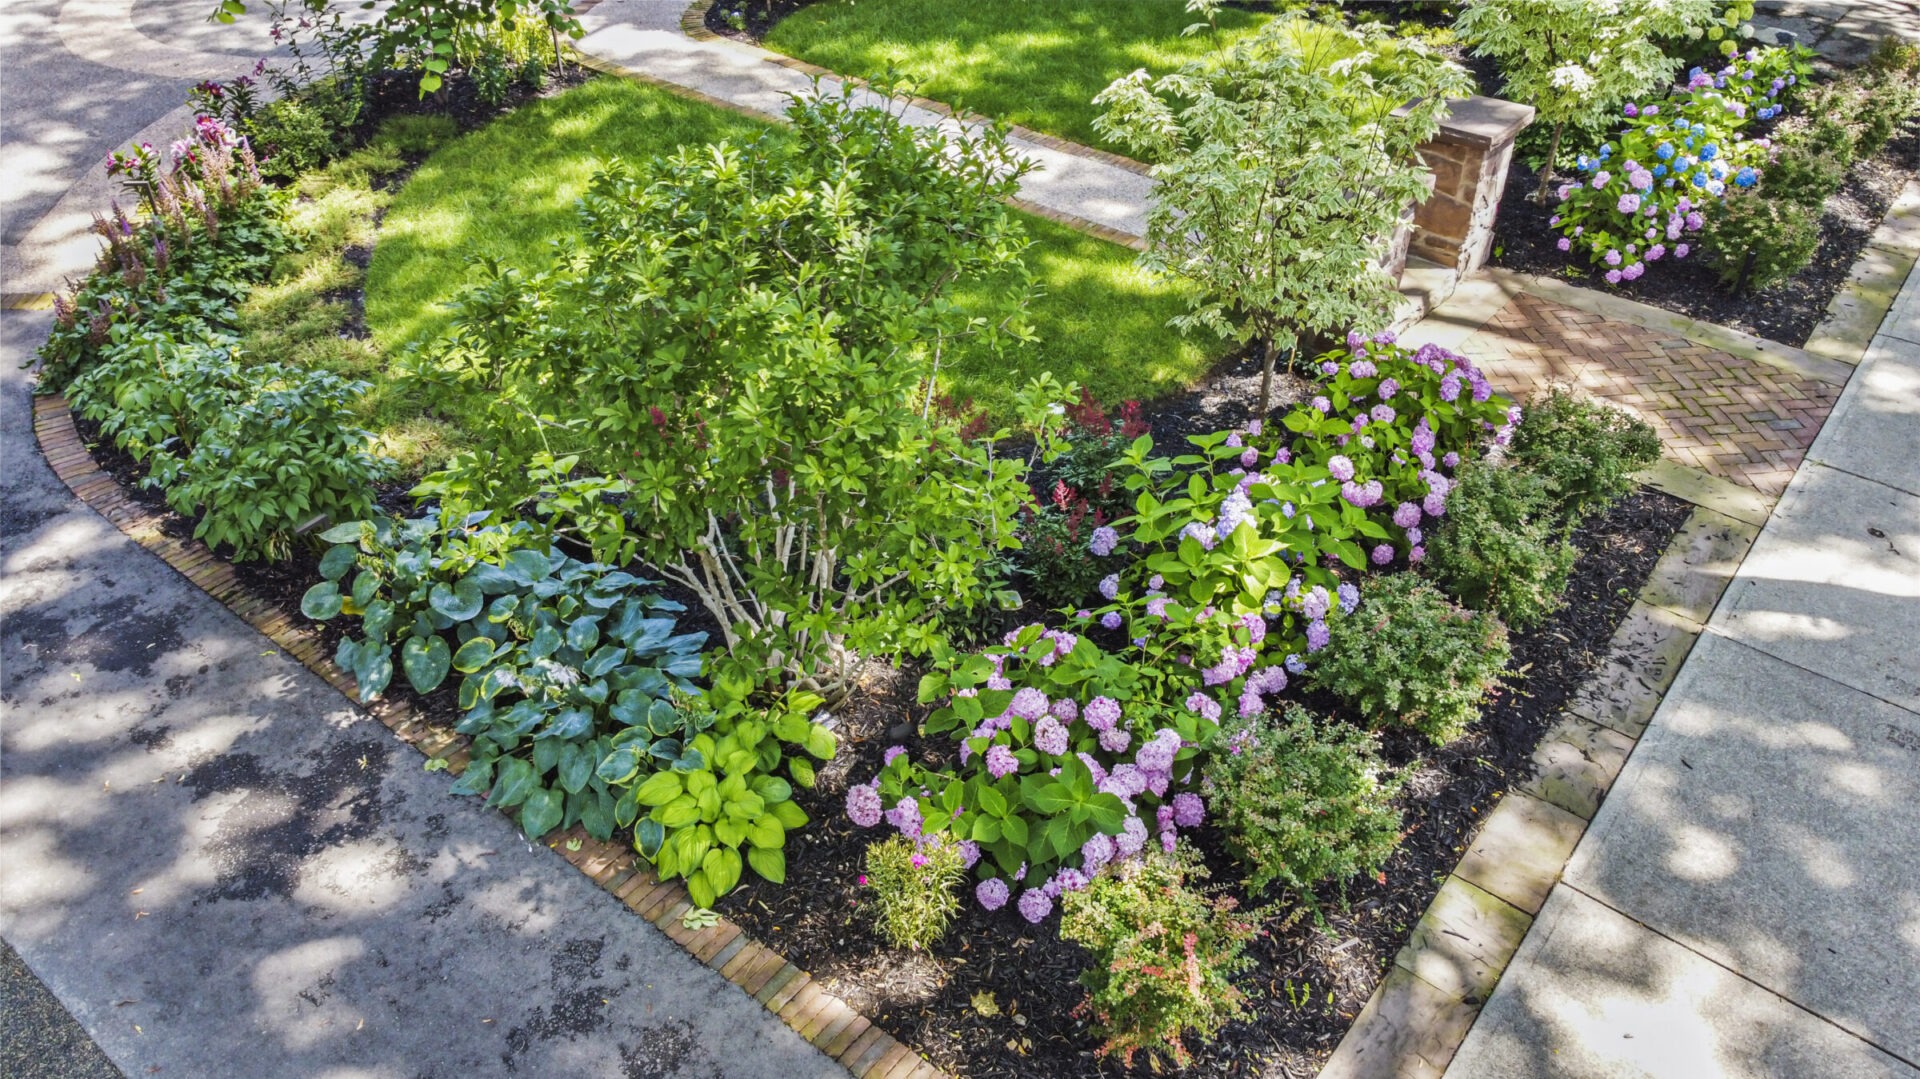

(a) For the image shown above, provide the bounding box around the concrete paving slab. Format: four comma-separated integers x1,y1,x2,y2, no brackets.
1568,632,1920,1063
1393,876,1532,1004
1718,463,1920,711
1636,508,1762,625
1807,332,1920,496
1516,714,1637,821
1445,886,1920,1079
1452,794,1587,916
1321,965,1476,1079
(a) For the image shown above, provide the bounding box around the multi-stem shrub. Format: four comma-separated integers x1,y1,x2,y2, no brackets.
1205,707,1406,900
420,84,1047,697
1059,844,1261,1070
1506,391,1661,525
863,833,967,950
1015,483,1111,611
1700,183,1823,294
1424,462,1578,630
1310,573,1509,744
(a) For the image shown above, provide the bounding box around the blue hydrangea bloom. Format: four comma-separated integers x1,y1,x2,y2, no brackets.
1652,164,1667,177
1692,172,1708,188
1700,144,1719,161
1692,124,1706,137
1655,142,1674,160
1734,166,1758,187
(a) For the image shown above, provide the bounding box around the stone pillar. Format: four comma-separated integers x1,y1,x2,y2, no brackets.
1410,96,1535,276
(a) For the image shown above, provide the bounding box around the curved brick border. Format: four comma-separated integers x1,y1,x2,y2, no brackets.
28,391,946,1079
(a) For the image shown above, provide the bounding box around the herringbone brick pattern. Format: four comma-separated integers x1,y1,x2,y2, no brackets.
1464,293,1841,496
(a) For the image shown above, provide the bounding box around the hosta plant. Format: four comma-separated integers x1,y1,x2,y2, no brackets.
303,512,707,839
607,670,836,908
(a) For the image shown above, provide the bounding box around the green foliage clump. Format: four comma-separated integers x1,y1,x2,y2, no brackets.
249,97,344,181
1850,37,1920,158
1015,488,1111,611
1059,845,1262,1070
1094,13,1473,408
1206,707,1406,900
1424,462,1578,630
1701,184,1822,294
1506,391,1661,524
1311,574,1509,745
419,85,1049,695
302,512,709,841
608,674,837,908
863,834,967,950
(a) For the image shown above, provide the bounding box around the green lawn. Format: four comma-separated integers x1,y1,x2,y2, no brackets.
366,75,1220,429
761,0,1269,157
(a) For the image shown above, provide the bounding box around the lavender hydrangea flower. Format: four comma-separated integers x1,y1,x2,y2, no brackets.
1084,696,1121,731
1053,867,1090,894
1377,378,1398,400
1338,582,1360,614
985,744,1019,779
1439,375,1462,402
1247,666,1288,694
1371,544,1395,566
1172,792,1204,828
1081,832,1115,873
1301,585,1331,621
1215,489,1254,540
1100,611,1122,630
1033,716,1069,756
1237,689,1266,718
1105,764,1149,798
1349,360,1378,380
1286,653,1307,675
1009,686,1048,720
1117,815,1149,857
1371,403,1396,424
1327,454,1355,482
977,878,1010,911
957,839,982,869
887,797,923,839
1136,730,1181,773
1410,545,1426,563
1180,521,1218,550
1183,692,1221,722
1442,451,1460,469
1098,727,1131,754
1393,502,1422,529
1088,526,1118,557
845,783,883,828
1307,619,1331,652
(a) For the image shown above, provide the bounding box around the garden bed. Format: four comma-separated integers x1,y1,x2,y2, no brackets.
1490,126,1919,346
711,486,1690,1079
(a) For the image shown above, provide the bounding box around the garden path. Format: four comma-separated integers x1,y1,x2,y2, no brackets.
0,6,846,1077
569,0,1156,241
1438,219,1920,1078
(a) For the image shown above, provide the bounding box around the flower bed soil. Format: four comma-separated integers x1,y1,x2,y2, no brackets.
710,486,1691,1079
1489,126,1918,347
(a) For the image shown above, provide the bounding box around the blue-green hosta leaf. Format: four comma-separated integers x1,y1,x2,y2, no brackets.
557,744,594,794
581,644,626,679
610,689,650,727
451,636,496,673
577,788,615,840
488,755,538,808
528,623,562,660
350,570,380,609
316,520,365,544
634,817,665,859
566,616,600,654
353,644,393,699
317,544,357,583
467,563,519,594
503,548,552,586
596,744,645,785
300,582,343,620
544,708,593,741
447,756,493,796
429,578,484,621
518,786,563,839
486,593,521,624
645,698,680,736
400,635,451,693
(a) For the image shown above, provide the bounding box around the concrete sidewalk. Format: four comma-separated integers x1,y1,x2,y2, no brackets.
1446,242,1920,1075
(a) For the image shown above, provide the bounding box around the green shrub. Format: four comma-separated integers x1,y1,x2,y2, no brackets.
250,97,342,181
1506,390,1661,525
1310,573,1509,745
1701,183,1823,294
1014,490,1110,611
1852,37,1920,157
863,834,966,950
1424,462,1578,630
1765,116,1852,205
1059,844,1262,1070
1206,707,1406,900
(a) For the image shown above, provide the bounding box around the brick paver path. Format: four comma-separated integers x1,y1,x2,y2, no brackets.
1464,293,1844,496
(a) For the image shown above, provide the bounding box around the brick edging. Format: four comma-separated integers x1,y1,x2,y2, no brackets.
675,0,1153,177
30,391,946,1079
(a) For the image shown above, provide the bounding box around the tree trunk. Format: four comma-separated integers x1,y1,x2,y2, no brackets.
1535,121,1565,206
1734,246,1758,296
1257,338,1275,414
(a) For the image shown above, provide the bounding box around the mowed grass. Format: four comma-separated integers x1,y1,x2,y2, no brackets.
762,0,1269,157
366,75,1220,427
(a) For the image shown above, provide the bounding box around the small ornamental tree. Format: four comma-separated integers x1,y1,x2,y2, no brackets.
1094,14,1472,411
422,85,1049,698
1455,0,1720,203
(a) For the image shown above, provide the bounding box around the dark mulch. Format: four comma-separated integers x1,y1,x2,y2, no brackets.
703,0,812,42
713,487,1691,1079
1488,127,1918,348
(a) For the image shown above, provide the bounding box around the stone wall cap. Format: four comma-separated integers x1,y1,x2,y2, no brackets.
1436,95,1536,149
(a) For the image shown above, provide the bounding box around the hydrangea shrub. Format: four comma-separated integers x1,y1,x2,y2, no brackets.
1548,45,1814,284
